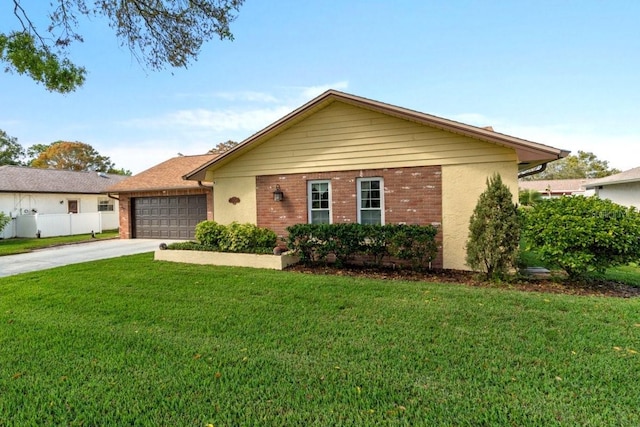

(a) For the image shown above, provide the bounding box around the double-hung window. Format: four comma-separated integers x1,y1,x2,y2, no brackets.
308,180,331,224
357,178,384,225
98,198,115,212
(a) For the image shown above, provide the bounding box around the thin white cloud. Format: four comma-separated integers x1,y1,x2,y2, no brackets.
125,105,293,133
122,83,351,133
213,91,279,103
299,81,350,99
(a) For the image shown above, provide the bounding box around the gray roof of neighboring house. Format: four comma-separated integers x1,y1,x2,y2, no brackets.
585,167,640,188
519,179,592,194
0,165,128,194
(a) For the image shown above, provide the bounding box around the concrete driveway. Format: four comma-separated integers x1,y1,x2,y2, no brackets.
0,239,184,278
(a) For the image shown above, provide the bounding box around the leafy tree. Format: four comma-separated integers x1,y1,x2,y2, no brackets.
109,167,133,176
209,140,240,154
30,141,117,172
518,189,543,206
523,151,621,180
0,129,25,165
522,196,640,279
2,0,244,93
26,143,51,160
466,173,520,279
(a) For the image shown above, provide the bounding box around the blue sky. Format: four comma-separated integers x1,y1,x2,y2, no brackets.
1,1,638,174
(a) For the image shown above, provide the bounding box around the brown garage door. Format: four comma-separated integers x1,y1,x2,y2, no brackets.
133,195,207,239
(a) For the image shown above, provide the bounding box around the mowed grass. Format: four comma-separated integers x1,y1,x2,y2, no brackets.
0,230,119,256
1,254,639,426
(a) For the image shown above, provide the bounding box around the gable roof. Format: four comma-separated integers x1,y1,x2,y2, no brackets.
519,179,592,194
0,165,128,194
185,90,570,181
585,167,640,188
106,154,218,193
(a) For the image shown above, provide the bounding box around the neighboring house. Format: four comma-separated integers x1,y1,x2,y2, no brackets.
518,179,594,198
181,90,568,270
0,166,127,238
106,154,217,239
585,167,640,209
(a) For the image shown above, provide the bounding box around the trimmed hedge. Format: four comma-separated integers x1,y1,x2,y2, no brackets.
190,221,277,254
286,223,438,268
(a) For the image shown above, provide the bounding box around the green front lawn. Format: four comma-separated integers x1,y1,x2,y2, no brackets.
0,230,119,256
1,254,639,425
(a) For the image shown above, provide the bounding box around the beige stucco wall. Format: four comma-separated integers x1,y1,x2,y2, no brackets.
212,177,257,224
441,161,518,271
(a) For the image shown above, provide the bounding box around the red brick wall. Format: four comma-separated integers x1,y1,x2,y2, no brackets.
256,166,443,267
117,188,213,239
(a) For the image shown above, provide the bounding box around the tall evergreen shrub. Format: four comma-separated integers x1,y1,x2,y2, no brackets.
466,173,520,278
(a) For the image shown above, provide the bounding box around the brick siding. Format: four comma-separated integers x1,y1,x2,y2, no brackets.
256,166,443,268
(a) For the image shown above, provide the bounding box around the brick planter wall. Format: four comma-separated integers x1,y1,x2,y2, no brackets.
256,166,443,268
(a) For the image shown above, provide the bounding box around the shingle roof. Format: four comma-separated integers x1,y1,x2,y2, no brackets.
106,154,218,193
185,89,570,181
0,165,128,194
519,179,592,194
585,167,640,188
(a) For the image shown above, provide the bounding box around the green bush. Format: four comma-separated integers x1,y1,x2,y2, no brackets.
0,212,10,234
284,224,322,263
521,196,640,279
194,221,226,247
388,224,439,268
194,221,277,254
287,223,438,268
466,173,520,279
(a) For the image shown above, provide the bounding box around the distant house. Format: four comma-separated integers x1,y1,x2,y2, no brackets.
585,167,640,209
180,90,568,270
518,179,594,198
106,154,217,239
0,166,127,238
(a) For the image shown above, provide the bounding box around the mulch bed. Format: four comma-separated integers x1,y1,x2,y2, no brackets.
286,264,640,298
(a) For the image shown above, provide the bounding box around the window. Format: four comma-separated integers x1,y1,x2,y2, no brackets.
357,178,384,225
98,198,114,212
67,200,78,214
308,180,331,224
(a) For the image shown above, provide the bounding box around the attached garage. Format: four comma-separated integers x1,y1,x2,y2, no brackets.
105,154,217,240
133,195,208,239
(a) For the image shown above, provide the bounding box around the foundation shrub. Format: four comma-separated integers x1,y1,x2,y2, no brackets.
192,221,277,254
287,223,438,268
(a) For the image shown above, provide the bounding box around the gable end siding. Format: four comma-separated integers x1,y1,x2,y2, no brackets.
210,102,517,179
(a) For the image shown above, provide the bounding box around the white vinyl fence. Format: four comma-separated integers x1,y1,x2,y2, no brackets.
4,212,118,238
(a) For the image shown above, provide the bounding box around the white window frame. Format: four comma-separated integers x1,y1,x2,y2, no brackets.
307,180,332,224
357,177,385,225
97,197,115,212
